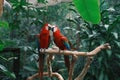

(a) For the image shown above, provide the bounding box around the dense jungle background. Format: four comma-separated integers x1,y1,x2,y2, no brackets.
0,0,120,80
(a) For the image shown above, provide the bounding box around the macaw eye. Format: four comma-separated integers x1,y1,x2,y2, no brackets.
48,26,51,30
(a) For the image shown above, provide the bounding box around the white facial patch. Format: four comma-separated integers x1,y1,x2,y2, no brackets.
46,24,51,30
46,26,48,30
53,26,57,32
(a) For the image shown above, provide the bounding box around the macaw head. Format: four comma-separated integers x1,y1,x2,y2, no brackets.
41,23,52,32
43,23,61,37
48,24,60,33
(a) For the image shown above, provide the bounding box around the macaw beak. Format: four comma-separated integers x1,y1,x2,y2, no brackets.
48,24,54,36
48,24,54,32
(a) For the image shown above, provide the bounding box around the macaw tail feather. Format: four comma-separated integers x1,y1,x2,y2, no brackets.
64,55,70,72
39,53,45,80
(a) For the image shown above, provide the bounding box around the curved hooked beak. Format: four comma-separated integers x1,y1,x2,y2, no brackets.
48,24,54,36
48,24,54,32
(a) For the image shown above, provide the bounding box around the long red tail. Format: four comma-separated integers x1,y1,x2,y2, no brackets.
39,54,45,80
64,55,70,72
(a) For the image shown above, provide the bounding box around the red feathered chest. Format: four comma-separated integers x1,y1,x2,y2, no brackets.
39,26,50,48
53,31,68,50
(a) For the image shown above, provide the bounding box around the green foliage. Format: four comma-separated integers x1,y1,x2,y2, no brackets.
0,21,9,51
0,21,9,28
0,0,120,80
69,1,120,80
73,0,101,24
0,64,16,79
37,0,46,3
0,56,17,61
0,42,4,51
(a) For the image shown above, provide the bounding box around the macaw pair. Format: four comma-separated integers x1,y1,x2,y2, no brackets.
37,23,72,80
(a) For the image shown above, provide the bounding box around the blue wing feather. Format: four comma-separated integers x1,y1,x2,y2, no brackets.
63,41,71,50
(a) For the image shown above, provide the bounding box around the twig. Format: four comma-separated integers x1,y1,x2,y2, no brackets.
68,55,78,80
74,43,111,80
26,72,64,80
0,0,4,16
27,43,111,80
41,43,111,56
47,54,54,77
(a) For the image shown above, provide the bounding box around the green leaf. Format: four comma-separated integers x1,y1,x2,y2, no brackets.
114,41,120,48
112,32,118,39
0,42,5,51
0,64,16,79
106,50,112,57
115,61,120,67
67,18,77,24
99,70,104,80
0,21,9,28
0,64,7,71
37,0,46,3
0,56,18,61
69,8,77,13
115,54,120,59
23,66,37,72
0,56,8,61
73,0,101,24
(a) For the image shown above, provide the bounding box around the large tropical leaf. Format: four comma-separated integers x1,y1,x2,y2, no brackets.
73,0,101,24
0,41,4,51
0,64,16,79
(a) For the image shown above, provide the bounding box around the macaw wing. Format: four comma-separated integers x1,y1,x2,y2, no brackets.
62,38,76,50
63,40,71,50
62,39,71,72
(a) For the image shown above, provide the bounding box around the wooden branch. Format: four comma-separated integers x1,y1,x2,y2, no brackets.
68,55,78,80
47,54,54,77
0,0,4,16
27,43,111,80
74,43,111,80
26,72,64,80
41,43,111,56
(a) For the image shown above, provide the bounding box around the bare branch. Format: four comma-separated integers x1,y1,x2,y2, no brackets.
68,55,78,80
27,72,64,80
27,43,111,80
41,43,111,56
0,0,4,16
74,43,111,80
47,55,54,77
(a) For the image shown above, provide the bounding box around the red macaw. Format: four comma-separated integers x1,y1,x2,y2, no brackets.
50,25,71,72
37,23,51,80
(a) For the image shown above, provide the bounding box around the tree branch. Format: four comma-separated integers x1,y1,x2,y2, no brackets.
68,55,78,80
0,0,4,16
26,43,111,80
27,72,64,80
41,43,111,56
47,54,54,77
74,43,111,80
